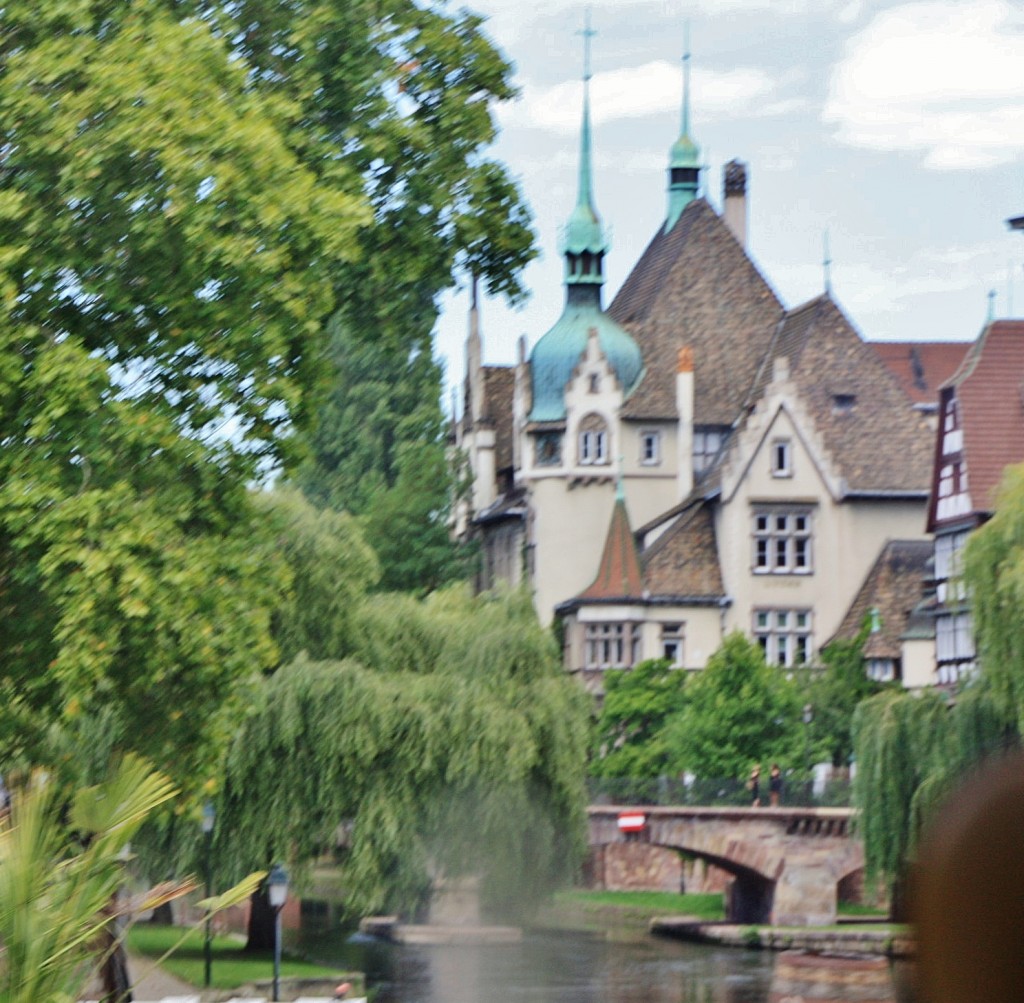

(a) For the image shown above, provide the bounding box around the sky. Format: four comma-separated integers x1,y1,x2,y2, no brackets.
432,0,1024,409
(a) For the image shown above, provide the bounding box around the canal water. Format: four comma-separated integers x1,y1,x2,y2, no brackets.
298,925,913,1003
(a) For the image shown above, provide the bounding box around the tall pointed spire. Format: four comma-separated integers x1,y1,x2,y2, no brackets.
561,8,608,294
823,230,832,296
666,22,701,231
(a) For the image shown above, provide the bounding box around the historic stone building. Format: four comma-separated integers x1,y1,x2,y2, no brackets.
455,46,959,690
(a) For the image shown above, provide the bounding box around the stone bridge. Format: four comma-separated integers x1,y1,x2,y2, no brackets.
588,805,862,927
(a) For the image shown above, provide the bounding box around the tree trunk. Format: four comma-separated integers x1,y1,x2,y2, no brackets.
245,886,277,951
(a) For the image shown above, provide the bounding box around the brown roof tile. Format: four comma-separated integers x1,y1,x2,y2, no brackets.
870,341,970,407
578,496,644,600
481,366,515,472
608,198,785,423
640,501,725,599
751,295,934,492
942,320,1024,515
830,539,933,656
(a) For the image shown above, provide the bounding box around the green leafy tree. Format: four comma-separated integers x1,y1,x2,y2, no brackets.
215,589,590,926
806,628,888,768
963,463,1024,730
0,1,369,788
590,659,687,778
851,688,950,914
296,323,465,593
666,633,801,780
254,488,380,664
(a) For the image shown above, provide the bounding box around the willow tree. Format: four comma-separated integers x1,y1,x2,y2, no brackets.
215,589,590,934
963,463,1024,729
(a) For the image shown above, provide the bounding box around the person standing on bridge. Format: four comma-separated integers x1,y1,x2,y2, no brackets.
748,764,761,807
769,763,783,807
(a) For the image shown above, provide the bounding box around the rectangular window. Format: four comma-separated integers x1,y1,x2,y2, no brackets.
640,430,661,465
584,623,640,670
752,508,813,574
753,608,813,667
661,623,684,667
693,426,728,475
771,438,792,477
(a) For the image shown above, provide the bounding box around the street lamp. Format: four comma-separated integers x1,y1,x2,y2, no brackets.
802,704,814,803
268,863,289,1002
201,801,215,988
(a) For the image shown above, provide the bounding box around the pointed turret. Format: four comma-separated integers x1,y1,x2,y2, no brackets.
561,10,608,291
578,479,644,600
528,15,642,423
666,28,701,231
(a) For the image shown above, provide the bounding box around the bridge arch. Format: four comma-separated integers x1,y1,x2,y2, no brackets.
588,805,862,927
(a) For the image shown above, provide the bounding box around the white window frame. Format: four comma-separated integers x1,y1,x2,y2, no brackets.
584,623,641,670
640,430,661,466
693,427,727,474
752,508,812,574
770,438,792,478
660,623,684,667
753,609,813,667
580,429,608,465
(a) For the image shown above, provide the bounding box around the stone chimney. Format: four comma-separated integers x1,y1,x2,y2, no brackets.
676,346,694,501
723,159,747,248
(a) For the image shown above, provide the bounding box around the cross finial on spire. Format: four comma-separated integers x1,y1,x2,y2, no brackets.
987,288,997,322
578,7,596,82
823,230,833,295
681,21,691,138
616,454,626,502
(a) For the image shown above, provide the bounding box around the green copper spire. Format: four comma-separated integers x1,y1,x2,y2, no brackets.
666,24,701,231
561,9,607,285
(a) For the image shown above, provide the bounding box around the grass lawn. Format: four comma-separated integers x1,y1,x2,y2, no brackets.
127,924,349,991
552,889,725,921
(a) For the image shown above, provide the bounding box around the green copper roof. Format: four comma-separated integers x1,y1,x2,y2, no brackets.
561,21,607,267
529,297,643,422
666,36,701,230
530,15,642,423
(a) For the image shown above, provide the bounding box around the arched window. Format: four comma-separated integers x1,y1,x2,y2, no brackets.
579,413,609,465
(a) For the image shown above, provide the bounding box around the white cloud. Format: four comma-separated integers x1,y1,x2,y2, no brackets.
499,61,789,133
824,0,1024,169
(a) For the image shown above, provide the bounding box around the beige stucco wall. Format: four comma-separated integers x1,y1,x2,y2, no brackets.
564,603,723,672
718,404,929,659
902,637,936,689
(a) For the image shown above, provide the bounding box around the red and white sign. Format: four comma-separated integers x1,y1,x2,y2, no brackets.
617,812,646,832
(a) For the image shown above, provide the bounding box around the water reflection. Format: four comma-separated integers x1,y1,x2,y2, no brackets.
303,928,776,1003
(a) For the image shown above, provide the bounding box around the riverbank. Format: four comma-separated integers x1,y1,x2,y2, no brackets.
651,918,915,958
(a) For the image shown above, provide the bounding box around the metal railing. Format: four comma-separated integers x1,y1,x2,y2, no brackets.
586,774,853,809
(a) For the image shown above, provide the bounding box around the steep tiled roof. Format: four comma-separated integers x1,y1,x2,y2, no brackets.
608,198,785,423
941,320,1024,515
640,501,725,599
830,540,933,656
482,366,515,472
870,341,970,407
578,496,644,600
749,295,934,492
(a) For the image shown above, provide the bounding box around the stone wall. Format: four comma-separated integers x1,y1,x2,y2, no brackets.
584,843,682,892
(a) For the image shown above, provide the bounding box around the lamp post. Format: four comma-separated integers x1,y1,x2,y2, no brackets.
802,703,813,803
268,863,289,1002
201,801,215,988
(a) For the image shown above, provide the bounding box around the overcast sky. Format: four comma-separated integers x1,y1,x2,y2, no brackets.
435,0,1024,406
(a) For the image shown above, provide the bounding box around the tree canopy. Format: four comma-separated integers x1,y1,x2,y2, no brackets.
295,322,467,593
963,463,1024,730
590,659,686,779
666,633,802,780
215,589,591,921
0,0,535,791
